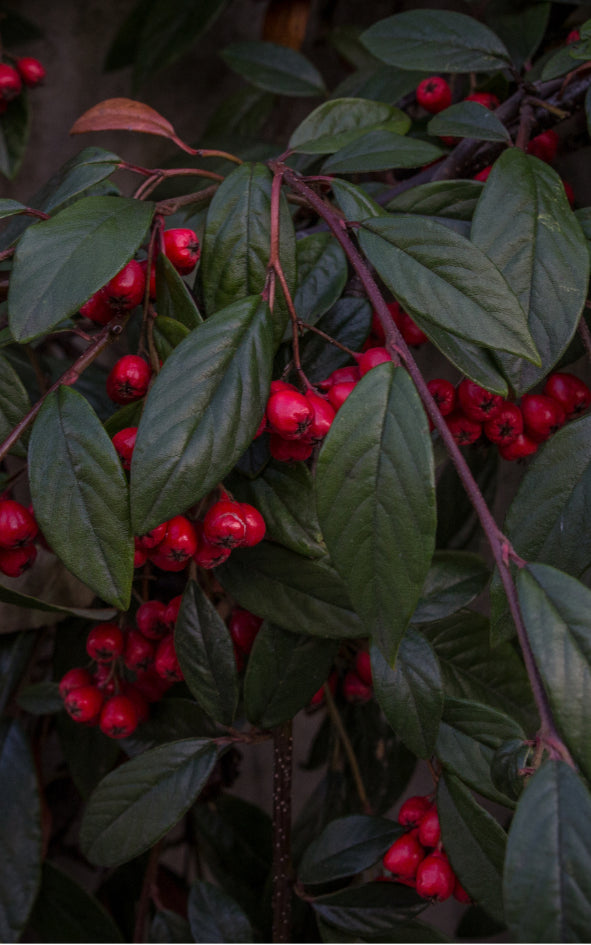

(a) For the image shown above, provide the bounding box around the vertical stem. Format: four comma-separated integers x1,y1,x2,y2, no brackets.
133,839,162,943
272,720,293,944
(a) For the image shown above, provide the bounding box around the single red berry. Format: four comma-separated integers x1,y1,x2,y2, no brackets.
64,685,104,723
100,259,146,312
428,378,456,417
93,663,116,696
203,500,247,548
418,807,441,847
269,434,314,462
239,503,266,547
457,379,503,422
415,853,455,901
355,650,372,687
154,635,184,682
474,165,493,182
567,28,581,44
396,312,428,347
134,666,173,702
254,413,268,438
0,544,37,577
59,667,93,700
112,427,137,471
309,670,338,707
465,92,500,110
16,57,46,88
270,379,296,394
150,515,198,571
164,595,183,630
383,833,426,879
138,522,168,550
229,608,263,655
86,623,124,663
446,412,482,446
521,393,566,442
163,228,201,275
416,76,452,114
439,134,460,148
0,63,22,101
124,630,155,672
483,402,523,446
358,347,391,376
120,683,150,724
134,541,148,568
398,795,432,828
342,671,372,703
0,500,38,549
99,695,138,738
543,372,591,420
453,879,472,904
327,381,357,411
193,526,232,568
318,365,361,389
498,432,539,461
304,390,335,441
136,599,169,639
527,129,559,163
266,389,314,439
563,179,575,207
140,260,157,300
79,291,113,325
106,355,151,405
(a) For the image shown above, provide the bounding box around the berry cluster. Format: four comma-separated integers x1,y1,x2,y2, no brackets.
59,596,184,739
0,499,40,577
382,795,469,903
259,380,336,463
0,57,45,116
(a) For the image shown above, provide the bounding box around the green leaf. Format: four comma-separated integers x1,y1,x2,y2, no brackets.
312,883,426,933
359,216,539,363
485,0,550,70
331,180,386,221
0,581,115,621
80,738,217,867
504,761,591,942
204,87,275,140
428,101,511,143
244,622,337,728
217,542,362,639
294,233,348,326
0,632,35,716
386,180,483,221
152,316,190,362
0,352,30,457
201,163,295,337
130,297,274,533
221,42,326,97
300,296,372,383
0,721,41,942
175,581,239,726
149,910,192,944
316,364,436,660
29,388,134,610
323,131,444,174
29,862,124,943
0,199,28,220
317,917,449,942
471,149,589,393
16,681,62,715
0,93,30,180
155,253,202,329
371,629,443,758
416,328,509,396
413,552,489,623
8,196,154,342
121,699,218,757
188,880,253,943
361,10,511,73
517,564,591,782
289,99,410,153
57,714,120,799
299,815,404,885
332,65,426,108
437,773,506,922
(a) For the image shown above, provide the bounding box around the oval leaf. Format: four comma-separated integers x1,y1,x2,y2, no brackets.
289,98,409,154
155,253,202,330
323,130,444,174
386,180,484,221
413,551,489,623
0,353,30,458
299,815,404,885
29,862,124,943
70,97,198,154
312,882,426,933
188,881,253,944
294,233,348,327
221,42,326,97
428,101,511,143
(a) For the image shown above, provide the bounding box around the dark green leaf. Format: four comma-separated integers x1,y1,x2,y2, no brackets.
221,42,326,97
323,131,444,174
386,180,483,221
29,862,124,943
359,216,539,363
329,26,379,71
152,316,190,362
8,196,154,342
188,880,253,943
416,328,509,395
485,0,550,70
16,681,62,715
316,364,436,660
413,552,489,623
204,87,275,140
317,917,449,942
289,99,410,153
371,630,443,758
155,253,202,329
361,11,511,73
1,10,43,45
130,297,274,533
331,180,385,221
57,713,120,798
491,738,531,802
504,761,591,942
471,149,589,393
541,43,585,81
312,882,426,933
437,773,506,922
0,199,28,220
300,816,404,885
0,721,41,942
332,66,425,107
121,699,219,757
175,581,239,725
103,0,152,71
0,93,30,181
0,581,116,622
29,387,133,609
149,910,192,944
0,632,35,715
428,101,511,143
294,233,348,326
244,622,337,727
80,738,217,867
0,353,30,457
300,297,372,383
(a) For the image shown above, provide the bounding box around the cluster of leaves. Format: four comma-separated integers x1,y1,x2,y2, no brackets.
2,1,591,942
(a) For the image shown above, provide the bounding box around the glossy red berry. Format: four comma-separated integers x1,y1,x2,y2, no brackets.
99,695,139,738
563,180,575,207
80,291,113,325
483,402,523,446
398,795,432,828
0,544,37,577
305,391,335,441
120,684,150,724
521,393,566,442
239,503,266,547
163,228,201,275
106,355,151,404
327,381,357,411
16,57,46,88
358,347,391,376
446,412,482,446
354,650,372,687
319,365,361,389
86,623,124,663
124,630,155,672
527,129,559,163
112,427,137,471
465,92,500,110
59,667,93,700
150,515,198,571
415,853,455,901
93,663,116,696
101,260,146,311
498,432,539,461
203,500,247,548
154,635,184,682
229,608,263,655
567,28,581,44
0,63,22,101
427,378,456,417
543,372,591,419
0,500,38,549
133,541,148,568
194,539,232,569
134,666,172,702
342,671,372,703
64,685,104,723
138,522,168,551
474,165,493,182
136,600,168,640
387,302,428,346
418,807,441,847
266,389,314,439
310,670,337,706
383,833,426,879
454,879,472,903
164,595,183,630
416,76,452,114
457,379,503,422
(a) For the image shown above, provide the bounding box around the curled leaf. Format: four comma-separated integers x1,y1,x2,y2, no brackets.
70,98,197,155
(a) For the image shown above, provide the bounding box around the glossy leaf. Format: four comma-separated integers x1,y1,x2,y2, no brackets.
204,87,275,140
71,98,197,154
294,233,348,326
29,862,124,943
300,297,372,383
0,580,115,622
244,622,337,728
221,41,326,97
299,815,404,885
317,917,448,942
413,552,489,623
312,882,426,933
437,773,506,922
130,297,274,533
361,10,511,73
8,196,154,342
121,699,218,757
331,179,385,221
289,98,409,153
0,93,29,181
152,316,190,362
485,0,550,70
80,738,217,867
0,353,30,457
359,216,539,363
217,542,362,639
188,880,253,943
316,364,435,660
57,715,120,799
155,253,202,329
323,131,444,174
0,721,41,942
386,180,483,221
0,632,35,716
16,682,62,715
175,581,238,726
471,149,589,393
428,101,511,143
417,327,509,395
0,199,28,220
371,629,443,758
504,761,591,942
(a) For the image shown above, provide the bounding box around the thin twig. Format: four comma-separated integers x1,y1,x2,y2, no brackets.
578,314,591,361
133,839,162,943
323,683,372,813
297,320,358,358
272,721,293,944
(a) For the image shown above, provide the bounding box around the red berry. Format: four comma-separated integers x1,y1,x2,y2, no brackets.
304,391,335,441
79,291,113,325
86,623,124,663
521,393,566,442
416,76,452,114
229,608,263,655
112,427,137,471
563,180,575,207
269,435,314,462
427,378,456,417
163,228,201,275
106,355,151,405
136,599,168,639
453,879,472,904
498,432,539,461
124,630,155,672
398,795,432,828
527,129,559,163
567,28,581,44
446,412,482,446
93,663,116,696
164,595,183,630
415,853,455,901
239,503,266,547
457,379,503,422
318,365,361,389
383,833,426,879
354,650,372,686
120,683,150,724
385,301,428,347
134,541,148,568
138,522,168,550
0,64,22,101
0,544,37,577
99,695,138,738
474,165,493,182
266,389,314,439
150,515,198,571
64,685,104,723
100,260,146,312
327,381,357,411
16,57,46,88
543,372,591,420
358,347,391,376
59,667,93,700
0,500,38,549
418,807,441,847
465,92,500,110
342,670,372,703
193,527,232,568
134,666,172,702
154,635,184,682
203,500,247,548
483,402,523,446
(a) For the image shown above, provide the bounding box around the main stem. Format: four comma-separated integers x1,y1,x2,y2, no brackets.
272,721,293,944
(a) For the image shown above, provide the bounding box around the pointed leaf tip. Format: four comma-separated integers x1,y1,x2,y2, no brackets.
70,98,197,155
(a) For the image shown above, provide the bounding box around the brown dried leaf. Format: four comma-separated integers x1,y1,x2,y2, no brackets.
263,0,311,50
70,98,198,155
